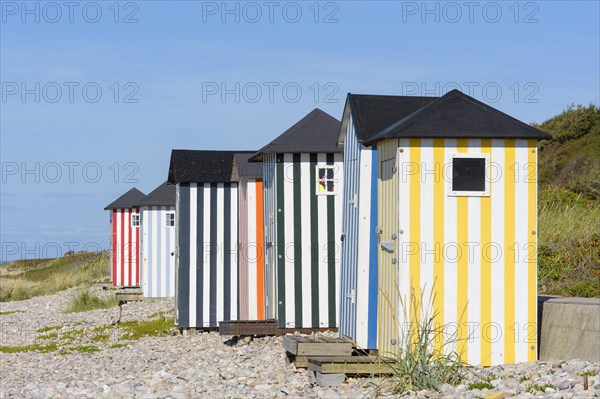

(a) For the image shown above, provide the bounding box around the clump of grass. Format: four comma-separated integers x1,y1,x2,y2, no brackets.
527,383,555,393
109,343,127,349
70,345,100,354
467,381,494,390
60,328,85,341
63,289,118,313
90,333,110,343
119,317,175,341
0,253,110,302
0,310,25,316
38,332,59,340
519,375,531,382
381,286,470,393
538,186,600,297
0,343,58,353
36,325,63,333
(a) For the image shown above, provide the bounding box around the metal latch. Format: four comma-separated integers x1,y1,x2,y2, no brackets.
381,242,394,252
346,289,356,304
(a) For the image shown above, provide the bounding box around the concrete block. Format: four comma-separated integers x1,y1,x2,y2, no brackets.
539,296,600,362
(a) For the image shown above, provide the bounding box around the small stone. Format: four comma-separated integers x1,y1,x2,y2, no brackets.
573,384,584,392
439,384,453,393
557,380,573,390
483,393,503,399
503,378,520,389
281,387,290,395
319,388,341,399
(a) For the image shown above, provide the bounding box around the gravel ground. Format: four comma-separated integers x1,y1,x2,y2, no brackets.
0,288,598,398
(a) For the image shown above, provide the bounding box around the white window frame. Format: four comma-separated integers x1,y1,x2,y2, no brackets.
131,213,140,227
166,212,175,227
447,153,490,197
316,164,337,196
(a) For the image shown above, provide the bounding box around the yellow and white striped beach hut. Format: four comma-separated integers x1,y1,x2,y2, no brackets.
363,89,551,366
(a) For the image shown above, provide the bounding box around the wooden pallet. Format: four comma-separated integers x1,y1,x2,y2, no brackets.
283,335,353,357
307,356,397,375
115,288,143,302
286,353,309,368
218,320,339,336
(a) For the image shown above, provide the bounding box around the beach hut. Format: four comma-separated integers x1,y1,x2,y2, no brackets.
137,182,176,298
337,94,437,350
168,150,253,329
234,154,266,321
362,89,551,366
249,108,344,329
104,187,146,287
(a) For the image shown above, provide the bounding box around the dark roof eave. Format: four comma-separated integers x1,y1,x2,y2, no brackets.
365,131,552,146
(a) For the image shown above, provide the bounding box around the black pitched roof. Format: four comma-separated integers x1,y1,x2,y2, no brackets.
365,89,551,145
249,109,341,162
104,188,145,210
136,182,175,207
234,153,263,179
168,150,255,184
346,94,438,143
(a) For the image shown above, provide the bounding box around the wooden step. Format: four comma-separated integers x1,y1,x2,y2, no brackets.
219,320,278,335
282,335,353,357
115,289,143,302
307,356,397,375
218,320,338,336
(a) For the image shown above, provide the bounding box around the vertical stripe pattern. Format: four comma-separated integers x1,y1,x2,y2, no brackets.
264,152,344,328
238,178,265,320
175,182,239,328
338,115,380,349
376,138,538,366
110,208,140,287
140,206,176,297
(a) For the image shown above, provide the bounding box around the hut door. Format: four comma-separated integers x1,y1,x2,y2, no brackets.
377,153,400,354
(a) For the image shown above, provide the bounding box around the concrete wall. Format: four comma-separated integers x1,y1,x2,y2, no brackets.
539,296,600,362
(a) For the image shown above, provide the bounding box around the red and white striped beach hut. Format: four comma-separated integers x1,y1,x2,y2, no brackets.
104,188,146,287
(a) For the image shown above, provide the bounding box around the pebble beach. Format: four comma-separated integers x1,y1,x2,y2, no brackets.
0,287,598,399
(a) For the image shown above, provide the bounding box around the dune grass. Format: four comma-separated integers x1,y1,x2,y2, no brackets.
63,289,118,313
380,286,470,394
0,253,109,302
538,186,600,297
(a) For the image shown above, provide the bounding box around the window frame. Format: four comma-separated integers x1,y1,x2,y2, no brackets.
131,212,140,228
166,212,175,227
315,164,337,196
447,153,491,197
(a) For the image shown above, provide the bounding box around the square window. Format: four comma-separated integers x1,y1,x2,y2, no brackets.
131,213,140,227
317,165,337,195
166,212,175,227
448,154,490,197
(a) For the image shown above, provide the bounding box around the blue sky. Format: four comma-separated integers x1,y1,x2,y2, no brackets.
1,1,598,261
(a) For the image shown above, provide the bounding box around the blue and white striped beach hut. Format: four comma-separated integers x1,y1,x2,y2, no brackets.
338,94,437,350
137,182,176,298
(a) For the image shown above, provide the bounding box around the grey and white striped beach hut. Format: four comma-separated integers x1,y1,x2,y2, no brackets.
249,108,344,329
168,150,253,329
